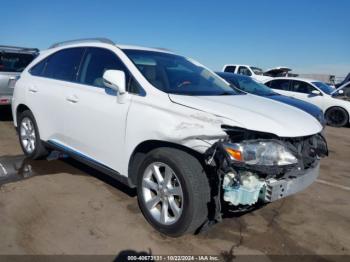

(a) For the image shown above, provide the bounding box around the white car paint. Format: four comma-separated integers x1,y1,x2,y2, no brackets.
222,64,272,83
12,43,322,179
265,77,350,124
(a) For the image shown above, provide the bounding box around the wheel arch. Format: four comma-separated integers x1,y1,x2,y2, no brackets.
15,104,32,127
128,140,205,187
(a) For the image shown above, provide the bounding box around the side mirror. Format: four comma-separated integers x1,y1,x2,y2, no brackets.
338,89,344,95
311,90,321,96
103,70,126,95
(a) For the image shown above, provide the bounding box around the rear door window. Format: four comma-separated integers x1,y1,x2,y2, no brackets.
0,53,35,72
43,48,85,82
269,79,291,90
291,80,316,94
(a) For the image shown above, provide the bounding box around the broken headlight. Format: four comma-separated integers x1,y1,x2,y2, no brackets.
223,140,298,166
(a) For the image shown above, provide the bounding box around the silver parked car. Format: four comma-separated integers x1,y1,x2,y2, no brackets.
0,45,38,105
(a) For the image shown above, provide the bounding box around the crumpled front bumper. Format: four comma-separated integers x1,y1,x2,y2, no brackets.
263,161,320,202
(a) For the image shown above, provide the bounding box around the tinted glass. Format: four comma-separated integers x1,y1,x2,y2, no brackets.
265,81,272,87
224,66,236,73
44,48,84,81
291,80,316,94
0,53,35,72
79,47,128,88
124,49,240,96
30,58,47,76
238,66,252,76
269,80,290,90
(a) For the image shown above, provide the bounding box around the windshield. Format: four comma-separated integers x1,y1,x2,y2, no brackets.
123,49,239,96
0,53,35,72
219,74,276,96
312,82,334,95
251,67,263,75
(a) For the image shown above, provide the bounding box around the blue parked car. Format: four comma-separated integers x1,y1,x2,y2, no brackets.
216,72,325,126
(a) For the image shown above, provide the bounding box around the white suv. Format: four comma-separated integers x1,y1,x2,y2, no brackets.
12,38,327,236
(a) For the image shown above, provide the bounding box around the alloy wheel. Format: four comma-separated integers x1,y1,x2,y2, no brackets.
141,162,184,225
20,117,36,154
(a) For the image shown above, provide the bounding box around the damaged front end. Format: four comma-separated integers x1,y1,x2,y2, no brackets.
205,125,328,216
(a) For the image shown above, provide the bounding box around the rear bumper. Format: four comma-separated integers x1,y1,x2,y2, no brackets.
264,162,320,202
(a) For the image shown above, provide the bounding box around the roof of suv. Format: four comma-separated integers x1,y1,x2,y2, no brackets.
116,44,173,53
47,38,174,54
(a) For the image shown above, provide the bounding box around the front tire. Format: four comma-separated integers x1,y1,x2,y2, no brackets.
18,110,48,159
325,107,349,127
137,147,210,237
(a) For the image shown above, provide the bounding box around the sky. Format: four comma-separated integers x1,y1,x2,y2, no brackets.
1,0,349,77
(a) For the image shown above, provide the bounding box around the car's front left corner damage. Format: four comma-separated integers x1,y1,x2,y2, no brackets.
201,125,328,226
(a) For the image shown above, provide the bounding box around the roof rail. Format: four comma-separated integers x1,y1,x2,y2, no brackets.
0,45,39,53
49,38,115,49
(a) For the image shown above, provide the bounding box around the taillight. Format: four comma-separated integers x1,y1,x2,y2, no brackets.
0,98,10,104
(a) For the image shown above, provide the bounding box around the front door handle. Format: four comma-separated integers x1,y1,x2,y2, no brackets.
66,95,79,103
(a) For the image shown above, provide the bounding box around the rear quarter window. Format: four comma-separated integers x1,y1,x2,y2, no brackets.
30,58,47,76
42,48,85,82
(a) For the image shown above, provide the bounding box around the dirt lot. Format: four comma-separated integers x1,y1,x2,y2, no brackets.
0,105,349,260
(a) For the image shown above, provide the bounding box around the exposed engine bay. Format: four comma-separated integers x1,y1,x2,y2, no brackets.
204,126,328,222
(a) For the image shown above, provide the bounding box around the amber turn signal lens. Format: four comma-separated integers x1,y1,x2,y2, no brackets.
225,148,243,161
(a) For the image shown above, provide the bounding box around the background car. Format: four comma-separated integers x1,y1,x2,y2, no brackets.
265,77,350,127
0,45,38,105
222,64,272,83
216,72,325,126
335,72,350,88
332,81,350,99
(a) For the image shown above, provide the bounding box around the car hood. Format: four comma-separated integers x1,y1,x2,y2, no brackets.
331,81,349,95
265,94,325,125
168,94,322,137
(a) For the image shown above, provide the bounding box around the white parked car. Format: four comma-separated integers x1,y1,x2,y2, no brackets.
222,64,272,83
12,39,327,236
265,77,350,127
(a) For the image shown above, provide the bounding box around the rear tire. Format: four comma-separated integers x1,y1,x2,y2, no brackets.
137,147,210,237
325,107,349,127
18,110,48,159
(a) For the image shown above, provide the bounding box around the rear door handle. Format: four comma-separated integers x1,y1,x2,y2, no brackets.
66,95,79,103
29,87,38,93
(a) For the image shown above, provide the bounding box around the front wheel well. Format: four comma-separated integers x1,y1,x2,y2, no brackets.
16,104,31,126
128,140,205,187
